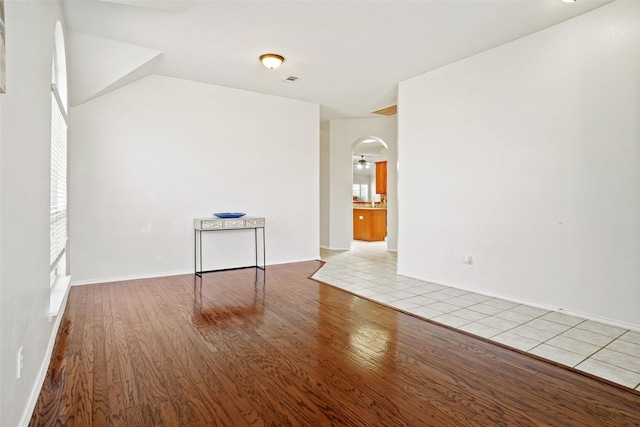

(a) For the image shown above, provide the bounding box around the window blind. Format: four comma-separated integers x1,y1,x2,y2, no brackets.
50,91,67,267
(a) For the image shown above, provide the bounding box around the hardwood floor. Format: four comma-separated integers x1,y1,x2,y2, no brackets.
31,261,640,426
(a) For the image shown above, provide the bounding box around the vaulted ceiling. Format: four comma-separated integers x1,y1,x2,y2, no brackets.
61,0,611,121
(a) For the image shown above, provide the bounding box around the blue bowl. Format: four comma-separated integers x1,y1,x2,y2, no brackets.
213,213,246,219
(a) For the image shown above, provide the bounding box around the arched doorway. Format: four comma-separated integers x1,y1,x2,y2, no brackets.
351,136,388,249
319,117,397,253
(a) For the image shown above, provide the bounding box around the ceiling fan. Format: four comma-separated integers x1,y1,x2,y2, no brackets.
354,155,372,170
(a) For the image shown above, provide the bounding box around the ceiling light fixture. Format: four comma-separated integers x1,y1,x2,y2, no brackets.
561,0,577,2
355,155,371,170
260,53,285,69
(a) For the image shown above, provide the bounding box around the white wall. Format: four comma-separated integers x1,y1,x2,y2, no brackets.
0,84,2,427
320,121,330,248
0,2,66,426
325,117,398,251
398,1,639,328
70,74,319,284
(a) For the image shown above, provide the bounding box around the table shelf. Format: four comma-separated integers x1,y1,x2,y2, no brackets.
194,216,265,276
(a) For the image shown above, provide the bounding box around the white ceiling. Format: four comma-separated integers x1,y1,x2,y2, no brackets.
61,0,612,121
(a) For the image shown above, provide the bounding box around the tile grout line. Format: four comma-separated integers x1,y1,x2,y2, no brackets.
318,244,640,390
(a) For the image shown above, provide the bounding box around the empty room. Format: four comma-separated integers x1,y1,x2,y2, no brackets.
1,0,639,426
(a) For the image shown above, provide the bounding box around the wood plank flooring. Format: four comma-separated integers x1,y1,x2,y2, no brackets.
30,261,640,426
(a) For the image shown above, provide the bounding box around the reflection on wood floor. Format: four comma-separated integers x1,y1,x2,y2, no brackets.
30,261,640,426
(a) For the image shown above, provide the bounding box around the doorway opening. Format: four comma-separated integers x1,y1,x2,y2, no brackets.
351,137,388,250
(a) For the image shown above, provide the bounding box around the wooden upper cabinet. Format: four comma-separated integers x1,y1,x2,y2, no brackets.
375,161,387,194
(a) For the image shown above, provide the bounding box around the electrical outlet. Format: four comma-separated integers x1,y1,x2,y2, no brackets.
17,347,24,379
464,256,473,266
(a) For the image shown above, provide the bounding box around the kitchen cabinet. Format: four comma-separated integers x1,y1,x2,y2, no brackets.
353,208,387,242
376,161,387,194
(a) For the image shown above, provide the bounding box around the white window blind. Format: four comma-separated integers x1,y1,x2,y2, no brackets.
50,90,67,268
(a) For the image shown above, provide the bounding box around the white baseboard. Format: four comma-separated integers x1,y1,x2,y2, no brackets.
396,273,640,332
71,269,193,286
551,307,640,332
70,257,321,287
319,245,350,251
19,291,71,427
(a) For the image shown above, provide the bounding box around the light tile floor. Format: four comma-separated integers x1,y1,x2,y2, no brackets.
313,241,640,391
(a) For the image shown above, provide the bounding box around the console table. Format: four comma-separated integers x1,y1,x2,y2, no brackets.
194,217,265,276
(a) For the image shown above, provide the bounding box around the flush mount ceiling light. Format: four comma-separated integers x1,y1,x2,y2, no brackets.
260,53,285,69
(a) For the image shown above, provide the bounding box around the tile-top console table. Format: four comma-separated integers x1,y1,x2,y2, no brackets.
194,217,265,276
